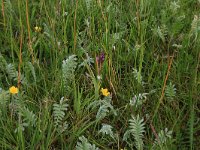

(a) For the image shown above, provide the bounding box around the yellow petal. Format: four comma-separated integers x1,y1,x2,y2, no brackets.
101,88,110,96
9,86,19,94
34,26,42,32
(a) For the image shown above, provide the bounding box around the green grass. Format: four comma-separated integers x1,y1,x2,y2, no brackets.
0,0,199,149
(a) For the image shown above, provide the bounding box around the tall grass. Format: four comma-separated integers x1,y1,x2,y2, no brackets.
0,0,199,149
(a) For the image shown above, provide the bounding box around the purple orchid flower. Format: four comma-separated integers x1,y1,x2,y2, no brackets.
96,52,105,64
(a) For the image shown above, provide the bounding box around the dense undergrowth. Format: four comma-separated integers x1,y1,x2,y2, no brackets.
0,0,199,149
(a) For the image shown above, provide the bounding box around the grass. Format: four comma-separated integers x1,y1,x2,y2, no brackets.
0,0,199,149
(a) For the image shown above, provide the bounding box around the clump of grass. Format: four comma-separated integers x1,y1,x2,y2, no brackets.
0,0,199,149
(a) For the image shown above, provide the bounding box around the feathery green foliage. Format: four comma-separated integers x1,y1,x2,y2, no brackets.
0,0,199,149
18,106,37,128
76,136,100,150
129,115,145,150
88,96,117,121
99,124,115,139
165,82,176,101
0,90,9,107
53,97,69,133
62,55,78,94
153,128,173,149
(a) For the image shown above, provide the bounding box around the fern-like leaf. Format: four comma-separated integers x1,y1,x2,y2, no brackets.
152,25,168,43
129,115,145,150
14,72,27,86
190,15,200,40
0,54,7,71
88,96,117,120
99,124,115,139
4,62,27,85
18,107,37,127
165,82,176,101
169,1,180,13
0,89,9,107
62,55,77,93
6,63,17,80
129,93,148,108
53,97,68,133
153,128,172,149
76,136,100,150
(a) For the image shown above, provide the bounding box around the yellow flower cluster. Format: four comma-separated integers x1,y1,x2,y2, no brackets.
101,88,110,96
34,26,42,32
9,86,18,94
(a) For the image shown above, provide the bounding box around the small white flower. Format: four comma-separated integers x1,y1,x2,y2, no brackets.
97,75,102,80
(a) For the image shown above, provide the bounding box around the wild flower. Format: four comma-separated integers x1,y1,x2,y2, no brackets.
96,52,105,77
9,86,18,94
34,26,42,32
97,75,102,80
101,88,110,96
96,52,105,64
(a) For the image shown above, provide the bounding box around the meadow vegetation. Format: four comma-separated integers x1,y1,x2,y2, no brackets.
0,0,199,149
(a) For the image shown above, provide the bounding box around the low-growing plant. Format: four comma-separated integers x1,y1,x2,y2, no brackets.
0,0,199,149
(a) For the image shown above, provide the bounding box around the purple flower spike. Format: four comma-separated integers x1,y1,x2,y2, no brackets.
100,52,105,63
96,52,105,65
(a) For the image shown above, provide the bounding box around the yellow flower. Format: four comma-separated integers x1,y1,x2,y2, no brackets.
34,26,42,32
101,88,110,96
9,86,19,94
